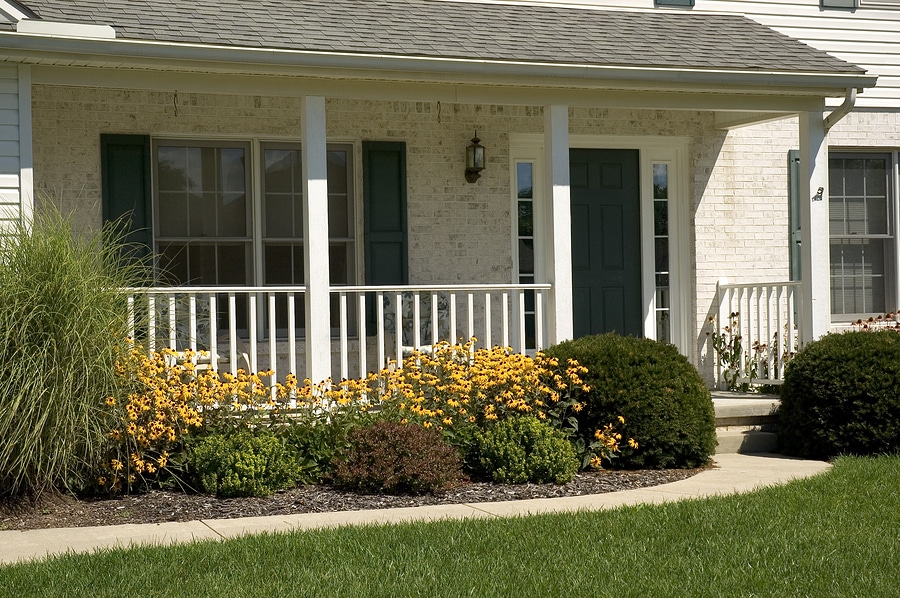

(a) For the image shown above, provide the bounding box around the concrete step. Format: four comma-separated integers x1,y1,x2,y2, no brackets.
712,391,780,454
712,391,779,427
715,427,778,454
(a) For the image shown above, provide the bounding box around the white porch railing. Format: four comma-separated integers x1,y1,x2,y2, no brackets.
715,280,802,387
330,284,551,381
126,283,551,382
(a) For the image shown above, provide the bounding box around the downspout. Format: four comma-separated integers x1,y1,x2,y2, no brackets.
823,87,857,132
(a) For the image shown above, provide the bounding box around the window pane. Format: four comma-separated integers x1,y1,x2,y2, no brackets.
265,193,295,238
654,201,668,236
217,244,248,285
330,243,352,285
830,239,886,315
518,239,534,275
327,151,348,194
328,193,349,238
655,238,669,273
265,149,298,193
518,201,533,238
653,164,668,200
517,163,533,199
158,192,188,237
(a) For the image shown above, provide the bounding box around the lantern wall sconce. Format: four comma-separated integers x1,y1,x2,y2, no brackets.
465,131,485,183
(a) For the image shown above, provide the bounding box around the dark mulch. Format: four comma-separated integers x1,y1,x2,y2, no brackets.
0,468,702,531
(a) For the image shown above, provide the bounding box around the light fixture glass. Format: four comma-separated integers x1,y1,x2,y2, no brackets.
465,132,485,183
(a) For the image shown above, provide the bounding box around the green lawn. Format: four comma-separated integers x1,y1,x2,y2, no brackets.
2,456,899,598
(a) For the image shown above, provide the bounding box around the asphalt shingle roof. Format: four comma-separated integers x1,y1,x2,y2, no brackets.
12,0,864,75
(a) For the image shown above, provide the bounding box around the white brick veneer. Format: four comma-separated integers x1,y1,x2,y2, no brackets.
36,85,897,379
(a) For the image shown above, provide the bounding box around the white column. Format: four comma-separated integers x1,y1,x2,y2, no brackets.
544,105,573,344
301,96,331,382
798,109,830,344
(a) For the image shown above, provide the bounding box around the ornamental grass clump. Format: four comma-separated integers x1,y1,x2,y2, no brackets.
0,210,147,497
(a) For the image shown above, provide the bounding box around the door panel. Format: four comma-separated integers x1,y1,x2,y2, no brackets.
570,148,642,338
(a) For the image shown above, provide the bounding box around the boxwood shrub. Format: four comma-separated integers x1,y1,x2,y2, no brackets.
543,334,716,469
779,330,900,459
474,416,578,484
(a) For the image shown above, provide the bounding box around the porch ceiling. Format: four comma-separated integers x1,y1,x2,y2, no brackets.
0,0,877,105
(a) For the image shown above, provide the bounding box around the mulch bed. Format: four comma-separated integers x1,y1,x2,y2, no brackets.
0,468,703,531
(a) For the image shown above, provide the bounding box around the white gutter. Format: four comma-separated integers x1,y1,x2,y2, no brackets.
823,87,857,132
0,32,879,95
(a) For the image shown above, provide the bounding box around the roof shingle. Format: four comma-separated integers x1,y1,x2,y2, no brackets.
12,0,865,74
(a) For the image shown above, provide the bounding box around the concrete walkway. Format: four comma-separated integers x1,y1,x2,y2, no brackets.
0,453,831,566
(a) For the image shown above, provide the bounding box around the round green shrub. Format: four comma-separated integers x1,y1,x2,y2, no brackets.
475,416,578,484
543,334,716,469
188,431,299,497
779,331,900,459
332,421,465,494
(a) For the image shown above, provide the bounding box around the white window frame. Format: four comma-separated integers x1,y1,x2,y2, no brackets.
827,148,900,321
151,137,359,288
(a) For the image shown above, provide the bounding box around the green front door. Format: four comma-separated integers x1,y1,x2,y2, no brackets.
570,148,642,338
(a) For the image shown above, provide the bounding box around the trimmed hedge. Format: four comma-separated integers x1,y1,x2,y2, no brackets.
779,330,900,459
475,416,578,484
543,334,716,469
188,431,299,497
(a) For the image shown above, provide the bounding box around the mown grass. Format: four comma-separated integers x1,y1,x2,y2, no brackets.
2,456,899,597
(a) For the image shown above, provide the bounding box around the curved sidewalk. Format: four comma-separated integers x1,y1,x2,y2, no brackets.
0,453,831,566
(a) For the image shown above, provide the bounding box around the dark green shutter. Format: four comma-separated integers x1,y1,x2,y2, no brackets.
788,149,801,281
363,141,408,285
100,134,152,259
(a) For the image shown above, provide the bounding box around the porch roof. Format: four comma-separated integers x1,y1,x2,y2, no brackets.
0,0,876,96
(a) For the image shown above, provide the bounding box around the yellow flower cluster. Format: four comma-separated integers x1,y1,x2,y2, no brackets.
589,416,638,469
99,346,210,492
321,340,591,434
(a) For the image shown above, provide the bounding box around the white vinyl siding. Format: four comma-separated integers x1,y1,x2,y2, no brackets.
0,64,27,230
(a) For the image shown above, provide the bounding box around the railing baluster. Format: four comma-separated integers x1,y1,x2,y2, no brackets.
339,291,349,380
413,291,421,350
287,293,297,377
127,295,135,340
358,293,367,379
484,292,491,348
449,293,457,344
501,292,509,349
394,292,402,368
431,292,439,346
268,292,277,383
535,289,544,351
249,294,258,374
168,294,177,349
376,291,385,369
209,294,218,372
228,292,238,375
189,293,197,352
467,292,475,344
148,296,156,353
517,290,526,354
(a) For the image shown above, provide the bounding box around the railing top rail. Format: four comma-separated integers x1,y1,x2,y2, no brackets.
717,280,801,290
125,283,552,295
330,283,553,293
126,285,309,294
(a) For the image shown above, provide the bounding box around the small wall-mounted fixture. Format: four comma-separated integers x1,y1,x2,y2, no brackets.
465,132,485,183
812,186,824,202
